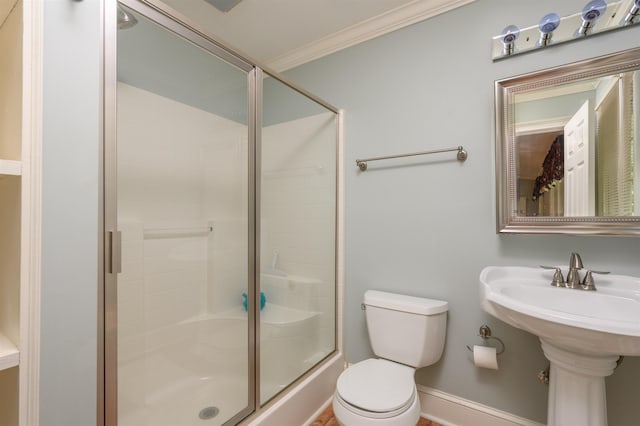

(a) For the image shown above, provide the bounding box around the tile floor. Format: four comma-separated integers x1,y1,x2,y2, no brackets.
310,404,442,426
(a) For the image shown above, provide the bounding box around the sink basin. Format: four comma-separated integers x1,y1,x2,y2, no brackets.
479,266,640,426
480,265,640,356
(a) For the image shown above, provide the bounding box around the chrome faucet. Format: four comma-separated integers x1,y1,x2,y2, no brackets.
565,252,584,289
541,252,609,291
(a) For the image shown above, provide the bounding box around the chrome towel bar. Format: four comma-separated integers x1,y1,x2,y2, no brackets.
355,145,467,171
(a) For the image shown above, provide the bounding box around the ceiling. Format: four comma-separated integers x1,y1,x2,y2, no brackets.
157,0,474,71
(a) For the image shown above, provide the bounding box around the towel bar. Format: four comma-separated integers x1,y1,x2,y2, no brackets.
356,146,467,171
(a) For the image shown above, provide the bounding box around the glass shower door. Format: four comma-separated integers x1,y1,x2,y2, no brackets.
259,74,338,403
113,4,254,425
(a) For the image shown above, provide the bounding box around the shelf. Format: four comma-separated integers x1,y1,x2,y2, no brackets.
143,225,213,239
0,159,22,177
0,333,19,371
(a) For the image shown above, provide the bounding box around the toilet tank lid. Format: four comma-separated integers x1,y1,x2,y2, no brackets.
364,290,448,315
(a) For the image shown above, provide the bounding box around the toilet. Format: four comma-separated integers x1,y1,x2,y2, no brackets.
333,290,448,426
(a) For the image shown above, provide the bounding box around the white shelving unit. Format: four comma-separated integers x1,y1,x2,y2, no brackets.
1,0,40,424
0,159,22,176
0,0,22,423
0,333,19,371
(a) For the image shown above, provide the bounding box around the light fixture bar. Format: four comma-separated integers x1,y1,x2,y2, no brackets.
204,0,243,13
491,0,637,60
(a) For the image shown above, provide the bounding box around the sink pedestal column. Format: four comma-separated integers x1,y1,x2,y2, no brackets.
541,339,618,426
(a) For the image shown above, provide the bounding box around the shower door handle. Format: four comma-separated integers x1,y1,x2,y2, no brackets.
107,230,122,274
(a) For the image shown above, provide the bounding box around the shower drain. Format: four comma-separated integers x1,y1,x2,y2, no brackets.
199,406,220,420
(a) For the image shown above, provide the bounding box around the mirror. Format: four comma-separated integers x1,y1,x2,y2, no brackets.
495,47,640,235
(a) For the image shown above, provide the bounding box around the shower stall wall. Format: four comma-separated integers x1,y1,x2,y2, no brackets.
103,1,340,425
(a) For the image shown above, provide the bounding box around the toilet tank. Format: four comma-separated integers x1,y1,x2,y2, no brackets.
364,290,448,368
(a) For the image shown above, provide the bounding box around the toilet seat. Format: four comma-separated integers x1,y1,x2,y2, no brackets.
336,358,416,418
334,391,416,420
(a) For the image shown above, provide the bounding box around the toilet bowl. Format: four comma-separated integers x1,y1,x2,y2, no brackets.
332,290,448,426
333,359,420,426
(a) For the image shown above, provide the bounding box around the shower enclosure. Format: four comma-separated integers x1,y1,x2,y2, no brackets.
102,1,339,425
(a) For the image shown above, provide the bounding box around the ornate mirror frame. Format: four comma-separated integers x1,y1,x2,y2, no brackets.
495,47,640,236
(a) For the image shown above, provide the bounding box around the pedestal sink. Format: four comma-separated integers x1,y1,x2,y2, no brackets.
479,266,640,426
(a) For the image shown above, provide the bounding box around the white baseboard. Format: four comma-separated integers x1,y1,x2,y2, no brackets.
418,385,545,426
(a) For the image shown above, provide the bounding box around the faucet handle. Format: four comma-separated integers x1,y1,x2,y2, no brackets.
570,252,584,269
540,265,565,287
581,271,596,291
581,270,610,291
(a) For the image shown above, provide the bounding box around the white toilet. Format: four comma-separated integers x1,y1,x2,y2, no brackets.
333,290,448,426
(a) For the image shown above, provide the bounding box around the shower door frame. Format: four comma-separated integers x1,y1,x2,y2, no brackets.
100,0,341,425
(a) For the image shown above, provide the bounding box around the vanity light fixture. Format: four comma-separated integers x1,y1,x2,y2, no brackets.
204,0,243,12
500,25,520,56
492,0,637,60
537,13,560,46
117,6,138,30
623,0,640,24
577,0,607,36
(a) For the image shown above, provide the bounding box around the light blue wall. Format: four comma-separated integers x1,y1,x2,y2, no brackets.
284,1,640,424
40,1,101,425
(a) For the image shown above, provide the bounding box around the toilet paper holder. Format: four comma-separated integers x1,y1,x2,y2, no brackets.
466,325,505,355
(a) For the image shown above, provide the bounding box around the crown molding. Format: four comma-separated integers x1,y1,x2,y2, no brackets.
266,0,476,72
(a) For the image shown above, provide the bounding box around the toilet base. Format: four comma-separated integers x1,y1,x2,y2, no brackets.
332,390,420,426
